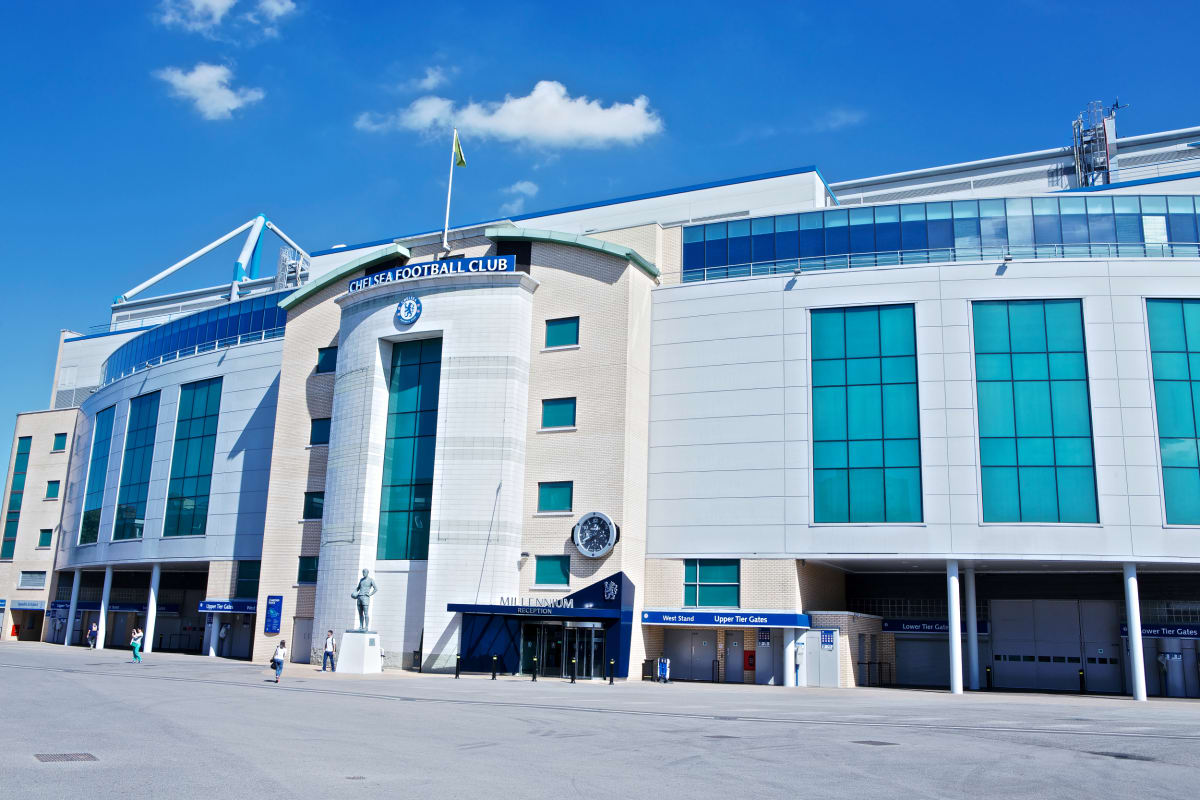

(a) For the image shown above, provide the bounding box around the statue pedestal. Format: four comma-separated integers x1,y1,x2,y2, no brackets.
338,630,383,674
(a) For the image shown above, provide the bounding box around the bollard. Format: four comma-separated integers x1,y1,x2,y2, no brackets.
491,654,497,680
531,655,538,682
570,657,577,684
455,654,461,679
985,665,993,690
609,658,615,685
1079,668,1086,694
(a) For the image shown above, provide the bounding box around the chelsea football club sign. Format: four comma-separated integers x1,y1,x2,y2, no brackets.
348,255,516,293
395,295,422,324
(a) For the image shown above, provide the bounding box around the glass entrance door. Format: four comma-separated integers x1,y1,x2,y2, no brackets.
522,623,604,679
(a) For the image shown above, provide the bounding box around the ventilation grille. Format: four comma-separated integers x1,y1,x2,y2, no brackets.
35,753,97,763
54,386,96,409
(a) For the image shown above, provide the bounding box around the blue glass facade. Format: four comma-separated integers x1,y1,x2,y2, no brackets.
79,406,115,545
163,378,222,538
113,392,160,540
1,437,30,559
102,290,289,385
682,195,1200,281
1146,299,1200,524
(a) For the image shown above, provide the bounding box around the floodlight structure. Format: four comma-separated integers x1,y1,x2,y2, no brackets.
113,215,310,304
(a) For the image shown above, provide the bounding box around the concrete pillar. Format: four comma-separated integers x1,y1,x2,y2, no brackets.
946,560,963,695
965,567,980,691
143,564,161,655
207,614,219,657
63,569,81,646
782,627,797,687
97,565,113,650
1124,562,1147,701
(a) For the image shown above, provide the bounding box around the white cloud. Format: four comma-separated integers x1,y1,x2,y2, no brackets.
355,80,664,148
256,0,296,21
159,0,297,39
404,66,449,92
807,108,867,132
499,180,539,216
158,0,239,32
154,63,265,120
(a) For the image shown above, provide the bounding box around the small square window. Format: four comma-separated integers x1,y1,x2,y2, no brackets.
310,418,331,445
537,481,573,512
45,480,60,499
541,397,577,428
534,555,570,585
297,556,319,584
303,491,324,520
52,433,68,451
545,317,580,348
316,347,338,374
38,529,52,548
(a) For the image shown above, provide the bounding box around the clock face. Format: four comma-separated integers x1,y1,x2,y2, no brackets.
573,512,617,558
396,295,422,325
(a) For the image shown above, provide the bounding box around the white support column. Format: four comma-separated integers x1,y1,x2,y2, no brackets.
97,566,113,650
207,614,220,657
63,569,81,646
782,627,797,687
965,567,980,691
1124,563,1147,701
946,560,963,695
143,564,161,655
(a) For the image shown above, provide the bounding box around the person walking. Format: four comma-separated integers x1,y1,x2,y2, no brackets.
271,640,287,683
322,630,337,672
130,628,143,663
86,622,97,649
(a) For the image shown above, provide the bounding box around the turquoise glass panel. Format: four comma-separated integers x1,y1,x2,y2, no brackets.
164,379,221,537
80,410,115,544
537,481,573,512
541,397,577,428
545,317,580,348
535,555,570,585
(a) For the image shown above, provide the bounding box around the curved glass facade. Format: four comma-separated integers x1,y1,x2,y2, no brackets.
101,290,289,386
682,195,1200,281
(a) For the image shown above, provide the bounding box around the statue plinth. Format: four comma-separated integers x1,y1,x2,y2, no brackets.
337,630,383,674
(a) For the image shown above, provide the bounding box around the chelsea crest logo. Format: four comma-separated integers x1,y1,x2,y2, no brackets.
395,295,422,325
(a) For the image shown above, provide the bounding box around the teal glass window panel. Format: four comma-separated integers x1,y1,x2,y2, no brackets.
884,468,922,522
980,437,1017,466
1017,466,1059,521
114,391,161,540
883,439,920,467
38,529,52,548
847,385,883,439
845,358,880,385
1163,468,1200,524
684,559,739,607
1013,381,1052,436
844,307,880,358
1161,438,1200,468
881,356,916,383
309,418,331,445
1056,467,1098,523
882,384,918,438
545,317,580,348
848,469,885,521
537,481,573,512
164,379,221,538
1153,381,1195,437
1008,301,1047,352
52,432,67,451
972,303,1010,353
810,310,845,359
1049,353,1087,380
80,410,115,545
1011,353,1049,380
975,354,1011,380
1043,300,1085,352
541,397,577,428
297,556,319,584
45,481,59,499
316,346,338,374
684,560,697,582
1182,303,1200,348
698,559,739,583
1016,437,1054,465
684,584,697,606
1147,300,1186,350
813,441,847,468
698,584,739,607
535,555,570,585
812,360,845,387
1050,381,1091,436
813,470,849,522
303,491,324,519
812,387,847,441
1054,438,1094,466
977,382,1015,437
848,440,883,468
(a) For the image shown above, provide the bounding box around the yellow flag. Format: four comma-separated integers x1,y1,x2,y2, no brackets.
452,129,466,167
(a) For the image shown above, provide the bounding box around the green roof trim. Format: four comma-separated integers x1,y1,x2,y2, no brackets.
279,243,410,310
484,226,660,280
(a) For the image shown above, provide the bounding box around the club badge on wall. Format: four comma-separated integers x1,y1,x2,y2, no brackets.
395,295,422,325
573,511,619,558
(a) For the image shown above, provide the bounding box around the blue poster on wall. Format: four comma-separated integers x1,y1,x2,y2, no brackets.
264,595,283,634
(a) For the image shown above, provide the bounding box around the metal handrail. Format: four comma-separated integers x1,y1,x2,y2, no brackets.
102,326,286,386
683,241,1200,283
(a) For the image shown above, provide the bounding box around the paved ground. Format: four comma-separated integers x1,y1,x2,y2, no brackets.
1,642,1198,799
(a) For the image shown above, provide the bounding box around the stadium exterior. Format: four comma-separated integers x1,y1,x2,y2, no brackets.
3,108,1200,698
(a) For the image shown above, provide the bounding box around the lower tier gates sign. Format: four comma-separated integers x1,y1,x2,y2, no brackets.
347,255,515,293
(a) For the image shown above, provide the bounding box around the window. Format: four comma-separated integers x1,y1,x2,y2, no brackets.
545,317,579,348
811,305,922,523
38,529,52,548
2,436,31,558
297,556,319,584
537,481,573,512
684,559,739,607
973,299,1097,523
534,555,570,585
378,338,441,560
541,397,577,429
495,240,532,272
303,491,324,520
309,418,331,446
1147,299,1200,523
80,409,114,544
18,571,46,590
235,560,260,598
164,378,222,537
45,480,60,499
316,346,338,374
52,432,67,451
114,391,160,540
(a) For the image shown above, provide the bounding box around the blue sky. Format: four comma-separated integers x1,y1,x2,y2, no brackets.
0,0,1198,465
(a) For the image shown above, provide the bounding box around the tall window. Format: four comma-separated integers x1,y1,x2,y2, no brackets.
2,436,31,559
80,408,115,544
235,560,260,598
297,556,319,584
309,418,331,446
811,304,922,523
973,299,1097,523
302,491,324,520
378,338,441,560
38,529,52,548
1147,299,1200,523
114,392,160,540
52,432,67,451
684,559,739,607
45,480,60,499
164,378,222,537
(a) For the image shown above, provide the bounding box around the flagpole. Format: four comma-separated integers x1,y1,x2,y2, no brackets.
442,128,456,251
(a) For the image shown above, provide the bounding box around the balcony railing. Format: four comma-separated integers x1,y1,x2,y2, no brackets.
101,326,285,386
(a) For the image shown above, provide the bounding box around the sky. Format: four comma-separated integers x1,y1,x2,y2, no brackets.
0,0,1198,468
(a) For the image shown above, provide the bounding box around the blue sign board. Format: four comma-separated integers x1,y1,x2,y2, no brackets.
820,630,835,650
1121,624,1200,639
264,595,283,634
641,610,811,629
882,619,990,634
0,598,5,609
198,600,257,614
49,601,180,614
347,255,515,293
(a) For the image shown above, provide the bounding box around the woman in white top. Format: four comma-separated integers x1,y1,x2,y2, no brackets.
271,641,287,683
131,628,143,663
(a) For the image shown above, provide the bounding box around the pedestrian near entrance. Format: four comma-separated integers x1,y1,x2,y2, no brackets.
322,630,337,672
86,622,97,649
131,628,143,663
271,641,287,683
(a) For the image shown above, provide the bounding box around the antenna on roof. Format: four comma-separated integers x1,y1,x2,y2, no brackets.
1072,100,1121,188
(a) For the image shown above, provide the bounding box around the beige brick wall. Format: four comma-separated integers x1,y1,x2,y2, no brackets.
798,561,846,611
810,612,890,688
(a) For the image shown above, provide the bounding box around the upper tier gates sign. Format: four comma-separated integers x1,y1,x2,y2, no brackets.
347,255,515,293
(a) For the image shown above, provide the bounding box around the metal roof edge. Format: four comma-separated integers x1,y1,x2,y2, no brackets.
279,242,410,310
484,226,660,280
